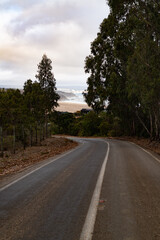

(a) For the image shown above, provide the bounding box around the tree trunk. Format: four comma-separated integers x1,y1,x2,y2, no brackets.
22,125,26,150
39,125,42,142
35,124,38,144
49,124,51,137
13,125,16,154
149,113,153,140
30,125,33,146
132,119,136,136
45,113,48,138
0,126,3,158
135,111,151,138
154,112,159,140
42,125,45,140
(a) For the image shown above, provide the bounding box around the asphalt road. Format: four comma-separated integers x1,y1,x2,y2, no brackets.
0,138,160,240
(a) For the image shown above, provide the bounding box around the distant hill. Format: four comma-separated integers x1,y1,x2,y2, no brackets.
57,90,76,101
0,87,78,102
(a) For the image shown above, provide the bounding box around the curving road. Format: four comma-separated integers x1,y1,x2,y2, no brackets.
0,138,160,240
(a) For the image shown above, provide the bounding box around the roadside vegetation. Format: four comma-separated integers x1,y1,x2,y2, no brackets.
0,137,77,176
51,110,122,137
0,54,60,157
52,0,160,140
84,0,160,141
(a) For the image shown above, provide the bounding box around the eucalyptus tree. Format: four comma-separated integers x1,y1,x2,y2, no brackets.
84,7,137,134
84,0,160,138
126,0,160,139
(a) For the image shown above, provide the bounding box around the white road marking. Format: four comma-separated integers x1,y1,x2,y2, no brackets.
130,142,160,164
0,144,82,192
80,141,110,240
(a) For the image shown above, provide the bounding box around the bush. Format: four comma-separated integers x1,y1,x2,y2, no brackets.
77,112,100,136
99,121,110,136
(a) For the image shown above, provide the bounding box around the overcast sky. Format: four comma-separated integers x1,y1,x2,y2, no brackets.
0,0,109,89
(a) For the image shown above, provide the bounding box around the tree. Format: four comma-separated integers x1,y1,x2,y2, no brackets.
35,54,60,112
35,54,60,137
0,88,25,152
84,12,136,133
84,0,160,139
23,79,45,122
0,88,24,127
23,79,47,144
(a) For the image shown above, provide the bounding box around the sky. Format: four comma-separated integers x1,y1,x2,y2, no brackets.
0,0,109,90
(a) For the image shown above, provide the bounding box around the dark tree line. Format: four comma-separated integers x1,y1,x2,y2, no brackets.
84,0,160,140
0,54,59,156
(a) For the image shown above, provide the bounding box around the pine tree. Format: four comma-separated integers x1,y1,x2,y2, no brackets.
35,54,60,137
35,54,59,112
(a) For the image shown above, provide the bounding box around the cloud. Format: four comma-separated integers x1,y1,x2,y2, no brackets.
8,0,108,35
0,0,109,88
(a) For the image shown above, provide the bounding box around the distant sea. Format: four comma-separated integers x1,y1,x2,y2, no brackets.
57,86,86,104
0,84,87,104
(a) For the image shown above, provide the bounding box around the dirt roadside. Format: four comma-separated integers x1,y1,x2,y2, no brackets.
0,137,78,178
115,136,160,155
0,135,159,180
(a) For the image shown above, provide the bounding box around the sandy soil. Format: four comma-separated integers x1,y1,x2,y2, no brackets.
56,101,91,113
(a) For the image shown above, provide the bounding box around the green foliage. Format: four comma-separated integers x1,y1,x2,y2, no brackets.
23,79,45,124
51,111,75,135
77,112,100,136
35,54,60,112
50,122,59,135
84,0,160,139
0,55,60,154
98,112,111,136
50,110,123,138
0,88,24,127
